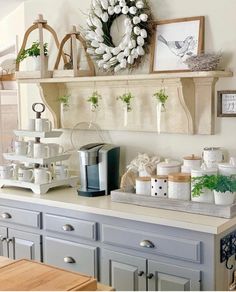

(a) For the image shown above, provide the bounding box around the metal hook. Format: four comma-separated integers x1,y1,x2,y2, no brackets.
226,257,234,270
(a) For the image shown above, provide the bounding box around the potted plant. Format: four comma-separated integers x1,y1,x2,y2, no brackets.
16,41,48,70
153,89,168,134
58,94,70,128
192,175,236,205
116,92,134,126
87,91,102,112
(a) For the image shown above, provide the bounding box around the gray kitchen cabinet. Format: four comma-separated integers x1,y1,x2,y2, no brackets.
0,226,8,257
147,260,201,291
101,250,201,291
101,249,146,291
7,228,41,261
44,236,97,277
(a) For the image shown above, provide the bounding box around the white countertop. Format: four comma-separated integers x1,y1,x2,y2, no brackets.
0,186,235,235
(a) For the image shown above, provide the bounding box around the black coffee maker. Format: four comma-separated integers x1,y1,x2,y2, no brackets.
77,143,120,197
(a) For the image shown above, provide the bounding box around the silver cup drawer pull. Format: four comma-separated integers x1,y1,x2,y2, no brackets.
62,224,74,231
64,256,76,264
140,240,155,248
1,212,11,219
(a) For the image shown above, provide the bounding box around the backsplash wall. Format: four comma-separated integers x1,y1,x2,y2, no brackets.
2,0,236,174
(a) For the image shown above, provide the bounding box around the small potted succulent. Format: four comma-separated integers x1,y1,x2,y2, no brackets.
16,41,48,70
192,175,236,205
116,92,134,126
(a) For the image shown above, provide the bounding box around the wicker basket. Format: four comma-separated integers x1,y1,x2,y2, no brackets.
185,53,222,71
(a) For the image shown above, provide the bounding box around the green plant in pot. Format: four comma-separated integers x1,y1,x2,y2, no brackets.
116,92,134,127
153,88,168,111
192,175,236,205
87,91,102,112
16,41,48,70
59,94,70,110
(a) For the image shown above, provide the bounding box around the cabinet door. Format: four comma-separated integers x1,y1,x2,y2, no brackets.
148,260,201,291
0,226,8,257
8,229,41,261
44,237,97,277
101,249,146,291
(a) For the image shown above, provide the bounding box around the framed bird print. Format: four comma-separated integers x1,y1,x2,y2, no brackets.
150,16,205,73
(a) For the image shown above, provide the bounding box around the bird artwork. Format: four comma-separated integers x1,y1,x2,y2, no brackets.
158,34,197,59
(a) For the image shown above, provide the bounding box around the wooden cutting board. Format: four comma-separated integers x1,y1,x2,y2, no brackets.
0,259,97,291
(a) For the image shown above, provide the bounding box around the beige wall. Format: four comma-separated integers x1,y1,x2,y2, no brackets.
2,0,236,172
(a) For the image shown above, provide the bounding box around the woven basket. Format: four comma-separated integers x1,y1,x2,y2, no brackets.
185,53,222,71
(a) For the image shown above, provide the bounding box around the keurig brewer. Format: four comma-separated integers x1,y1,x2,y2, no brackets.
77,143,120,197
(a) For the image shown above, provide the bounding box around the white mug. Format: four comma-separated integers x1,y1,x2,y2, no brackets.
27,140,35,158
27,119,35,131
0,165,13,179
18,167,34,182
15,141,28,156
33,143,50,159
54,165,69,180
34,168,52,184
48,143,64,157
35,118,52,132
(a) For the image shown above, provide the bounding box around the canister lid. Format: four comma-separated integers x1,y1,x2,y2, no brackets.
151,175,168,180
168,173,191,182
183,154,201,161
136,177,151,182
157,159,182,168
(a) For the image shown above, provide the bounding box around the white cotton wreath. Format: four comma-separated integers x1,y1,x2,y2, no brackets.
85,0,153,72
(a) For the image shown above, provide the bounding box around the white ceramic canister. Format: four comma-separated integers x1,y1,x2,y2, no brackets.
168,173,191,201
218,162,236,176
135,177,151,196
203,147,223,168
151,175,168,198
191,166,218,203
157,159,182,175
181,154,202,173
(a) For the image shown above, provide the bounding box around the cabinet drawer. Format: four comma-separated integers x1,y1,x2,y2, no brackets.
0,205,41,229
102,225,201,263
44,236,97,277
44,214,96,240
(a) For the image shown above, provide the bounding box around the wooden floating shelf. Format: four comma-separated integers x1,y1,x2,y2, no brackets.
14,130,63,138
3,152,71,164
111,189,236,219
17,71,233,84
0,73,15,81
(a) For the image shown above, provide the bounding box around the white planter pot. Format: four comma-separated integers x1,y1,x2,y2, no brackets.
214,190,235,205
33,56,48,71
191,189,214,203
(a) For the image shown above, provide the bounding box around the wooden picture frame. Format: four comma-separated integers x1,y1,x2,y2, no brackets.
150,16,205,73
217,90,236,117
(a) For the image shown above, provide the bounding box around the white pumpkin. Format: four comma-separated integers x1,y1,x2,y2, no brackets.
132,16,141,24
101,0,109,10
140,13,148,22
101,12,109,22
137,36,144,46
136,0,144,9
122,6,129,14
119,0,126,7
108,6,115,15
114,5,121,14
133,26,141,35
129,6,137,14
140,29,147,38
103,53,112,61
91,40,100,48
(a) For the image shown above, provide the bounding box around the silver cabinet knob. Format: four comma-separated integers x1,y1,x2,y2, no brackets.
1,212,11,219
62,224,74,232
63,256,76,264
6,238,12,243
147,273,154,279
140,240,155,248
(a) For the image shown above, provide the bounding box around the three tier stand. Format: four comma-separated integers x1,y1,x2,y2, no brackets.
0,103,79,194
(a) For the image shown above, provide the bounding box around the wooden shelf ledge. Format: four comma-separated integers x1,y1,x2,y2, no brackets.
17,71,233,84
